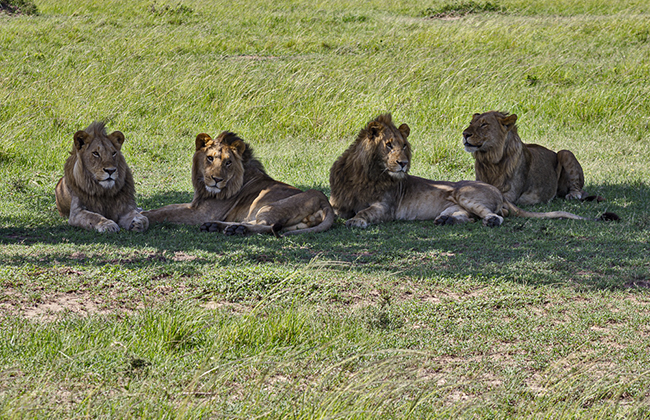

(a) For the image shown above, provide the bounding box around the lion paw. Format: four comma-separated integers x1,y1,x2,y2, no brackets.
565,190,585,200
224,224,248,236
129,214,149,232
434,215,455,225
482,215,503,228
201,222,221,232
345,218,368,229
97,219,120,233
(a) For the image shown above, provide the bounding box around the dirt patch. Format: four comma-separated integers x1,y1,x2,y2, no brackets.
172,251,197,262
23,292,118,321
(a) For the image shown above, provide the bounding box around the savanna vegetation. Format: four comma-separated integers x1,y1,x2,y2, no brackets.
1,0,649,417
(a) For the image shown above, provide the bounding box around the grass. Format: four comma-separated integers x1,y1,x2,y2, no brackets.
1,0,650,417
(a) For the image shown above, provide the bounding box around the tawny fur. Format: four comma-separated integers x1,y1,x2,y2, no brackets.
142,131,334,236
329,114,586,229
55,122,148,233
462,111,585,205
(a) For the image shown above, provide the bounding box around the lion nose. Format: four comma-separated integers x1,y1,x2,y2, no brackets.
397,161,408,170
463,132,472,140
104,168,116,176
212,176,223,183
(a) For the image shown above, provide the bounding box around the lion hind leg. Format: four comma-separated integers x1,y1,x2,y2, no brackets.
556,150,585,200
434,206,474,226
453,196,504,228
255,191,334,234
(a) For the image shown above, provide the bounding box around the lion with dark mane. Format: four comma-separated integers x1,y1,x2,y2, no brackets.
329,114,588,228
462,111,586,205
142,131,334,236
55,122,149,232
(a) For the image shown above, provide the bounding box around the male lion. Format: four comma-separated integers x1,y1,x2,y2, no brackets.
55,122,149,233
329,114,587,228
462,111,585,205
142,131,334,236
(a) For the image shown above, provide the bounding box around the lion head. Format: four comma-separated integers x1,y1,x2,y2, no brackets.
192,131,259,201
354,113,411,179
66,122,128,196
462,111,519,162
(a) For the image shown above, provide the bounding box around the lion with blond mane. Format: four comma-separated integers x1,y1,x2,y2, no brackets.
142,131,334,236
329,114,590,228
55,122,149,232
462,111,586,205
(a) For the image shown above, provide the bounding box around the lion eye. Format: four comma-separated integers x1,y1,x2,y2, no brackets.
481,123,488,128
207,156,214,163
112,152,117,157
225,160,232,167
386,142,393,150
92,152,100,158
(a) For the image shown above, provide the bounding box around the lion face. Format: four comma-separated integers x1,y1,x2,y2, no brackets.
367,118,411,179
193,132,245,199
72,125,126,193
462,111,518,154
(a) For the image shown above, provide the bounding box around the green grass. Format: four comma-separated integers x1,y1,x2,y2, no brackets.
1,0,650,417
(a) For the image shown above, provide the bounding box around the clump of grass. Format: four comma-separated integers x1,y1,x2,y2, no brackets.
0,0,37,15
422,0,504,18
149,1,193,16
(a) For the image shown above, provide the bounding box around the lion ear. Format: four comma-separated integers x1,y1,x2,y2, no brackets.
398,123,410,139
499,114,518,130
367,121,383,139
108,131,125,150
73,131,90,151
195,133,213,151
232,139,246,156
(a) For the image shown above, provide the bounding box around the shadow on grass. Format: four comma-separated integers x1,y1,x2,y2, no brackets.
138,190,194,210
1,182,648,290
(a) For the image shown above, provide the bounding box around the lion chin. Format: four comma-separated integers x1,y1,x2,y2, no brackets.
99,179,116,189
388,170,407,179
205,185,222,194
463,143,480,153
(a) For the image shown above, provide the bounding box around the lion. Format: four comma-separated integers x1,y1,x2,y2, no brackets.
55,122,149,233
142,131,334,236
462,111,586,205
329,113,590,229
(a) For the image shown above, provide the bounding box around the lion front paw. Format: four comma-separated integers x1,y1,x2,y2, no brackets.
97,219,120,233
345,218,368,229
129,214,149,232
224,224,248,236
565,190,585,200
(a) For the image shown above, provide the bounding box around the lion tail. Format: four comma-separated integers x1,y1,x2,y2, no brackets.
503,201,586,220
280,200,336,236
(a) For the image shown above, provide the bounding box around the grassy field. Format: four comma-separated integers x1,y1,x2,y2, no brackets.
1,0,650,417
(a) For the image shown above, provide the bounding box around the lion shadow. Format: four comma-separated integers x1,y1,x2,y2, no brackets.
1,181,648,291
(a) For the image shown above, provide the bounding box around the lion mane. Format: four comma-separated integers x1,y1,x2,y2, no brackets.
329,113,588,229
55,121,148,232
462,111,586,205
143,131,334,236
